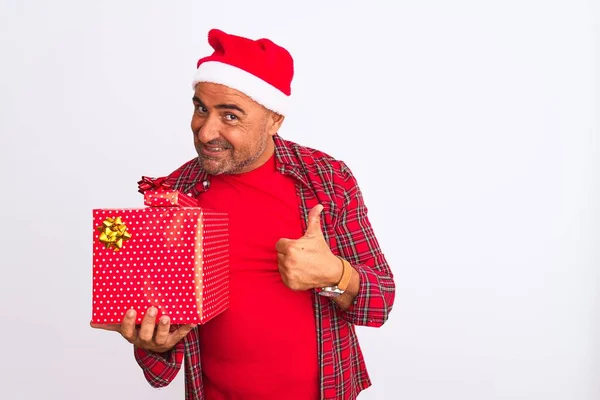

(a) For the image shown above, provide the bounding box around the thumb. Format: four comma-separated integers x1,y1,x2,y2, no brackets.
304,204,324,237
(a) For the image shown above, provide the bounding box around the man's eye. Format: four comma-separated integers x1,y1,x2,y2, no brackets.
224,114,238,121
194,105,207,114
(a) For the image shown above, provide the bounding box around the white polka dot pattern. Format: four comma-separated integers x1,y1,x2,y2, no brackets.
91,206,229,325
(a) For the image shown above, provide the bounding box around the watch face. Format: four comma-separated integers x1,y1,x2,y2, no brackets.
319,287,343,297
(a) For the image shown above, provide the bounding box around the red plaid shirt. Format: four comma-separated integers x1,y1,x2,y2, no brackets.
134,135,395,399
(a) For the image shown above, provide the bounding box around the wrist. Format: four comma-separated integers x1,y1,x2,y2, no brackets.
322,254,344,287
318,255,353,297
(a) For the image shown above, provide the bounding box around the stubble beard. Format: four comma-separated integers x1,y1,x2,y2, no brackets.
195,127,269,176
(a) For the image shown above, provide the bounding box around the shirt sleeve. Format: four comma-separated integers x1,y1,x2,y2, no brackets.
334,163,396,327
133,342,185,388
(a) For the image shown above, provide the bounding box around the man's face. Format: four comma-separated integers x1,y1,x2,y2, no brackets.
191,82,283,175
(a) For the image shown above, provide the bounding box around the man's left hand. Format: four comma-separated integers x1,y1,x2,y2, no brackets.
275,204,342,291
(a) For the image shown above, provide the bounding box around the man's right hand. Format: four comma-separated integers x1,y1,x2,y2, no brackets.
90,307,197,353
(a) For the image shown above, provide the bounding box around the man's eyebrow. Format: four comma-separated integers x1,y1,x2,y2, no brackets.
192,96,246,115
215,103,246,115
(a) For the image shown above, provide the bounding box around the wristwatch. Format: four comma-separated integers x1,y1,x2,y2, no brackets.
319,256,352,297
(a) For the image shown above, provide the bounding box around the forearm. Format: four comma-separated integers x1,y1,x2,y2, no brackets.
320,251,394,324
336,257,395,327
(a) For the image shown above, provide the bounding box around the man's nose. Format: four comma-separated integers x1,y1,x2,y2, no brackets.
196,115,221,143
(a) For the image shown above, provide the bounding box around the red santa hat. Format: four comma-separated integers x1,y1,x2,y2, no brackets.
192,29,294,115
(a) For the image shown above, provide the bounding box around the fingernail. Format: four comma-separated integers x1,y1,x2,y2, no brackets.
126,309,136,317
160,316,169,324
148,307,157,317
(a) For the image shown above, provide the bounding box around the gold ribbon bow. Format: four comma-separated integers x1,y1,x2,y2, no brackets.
97,216,132,251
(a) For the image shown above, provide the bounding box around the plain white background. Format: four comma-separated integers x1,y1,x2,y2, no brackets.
0,0,598,399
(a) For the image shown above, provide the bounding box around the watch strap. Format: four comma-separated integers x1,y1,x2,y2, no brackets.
335,256,352,292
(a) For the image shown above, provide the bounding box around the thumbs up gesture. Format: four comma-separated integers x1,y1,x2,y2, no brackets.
275,204,342,291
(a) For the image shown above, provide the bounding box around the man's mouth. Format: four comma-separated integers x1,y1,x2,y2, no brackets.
202,144,231,155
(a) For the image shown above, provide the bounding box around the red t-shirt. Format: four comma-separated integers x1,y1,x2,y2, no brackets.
196,152,319,400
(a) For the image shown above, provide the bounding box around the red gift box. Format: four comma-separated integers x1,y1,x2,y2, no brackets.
91,188,229,325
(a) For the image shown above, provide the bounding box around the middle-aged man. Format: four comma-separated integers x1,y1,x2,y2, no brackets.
92,28,395,400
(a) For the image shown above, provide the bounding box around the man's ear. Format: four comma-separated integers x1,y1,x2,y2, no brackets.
267,111,285,136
